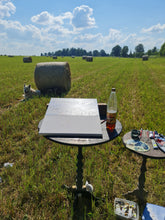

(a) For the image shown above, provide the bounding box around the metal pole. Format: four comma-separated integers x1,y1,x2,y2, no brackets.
76,146,83,191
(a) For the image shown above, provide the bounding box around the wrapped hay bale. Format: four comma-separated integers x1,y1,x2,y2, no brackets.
34,62,71,94
142,55,148,61
82,55,87,60
86,56,93,62
23,56,32,63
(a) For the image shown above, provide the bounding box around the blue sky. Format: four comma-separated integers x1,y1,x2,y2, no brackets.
0,0,165,55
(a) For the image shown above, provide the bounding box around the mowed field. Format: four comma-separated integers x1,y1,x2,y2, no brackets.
0,56,165,219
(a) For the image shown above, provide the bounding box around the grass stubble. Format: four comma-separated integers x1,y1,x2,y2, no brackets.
0,56,165,219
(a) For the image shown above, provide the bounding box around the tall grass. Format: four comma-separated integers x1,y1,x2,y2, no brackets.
0,56,165,219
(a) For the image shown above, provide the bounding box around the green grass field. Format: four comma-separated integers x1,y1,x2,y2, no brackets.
0,56,165,219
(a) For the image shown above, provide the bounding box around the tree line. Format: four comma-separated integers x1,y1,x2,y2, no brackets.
41,48,109,57
41,42,165,57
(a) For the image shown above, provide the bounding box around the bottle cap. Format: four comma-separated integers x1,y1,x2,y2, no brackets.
112,88,116,92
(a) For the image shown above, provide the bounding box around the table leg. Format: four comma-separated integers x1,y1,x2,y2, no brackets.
62,146,103,219
123,157,148,218
73,146,93,220
76,146,83,191
138,157,147,196
62,146,84,193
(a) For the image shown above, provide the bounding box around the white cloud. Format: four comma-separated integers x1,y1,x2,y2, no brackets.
0,2,164,55
0,4,97,55
0,18,45,42
44,25,74,36
0,31,7,42
71,5,96,29
107,28,122,42
31,11,61,26
0,19,26,31
73,33,102,43
0,0,16,18
31,11,72,26
31,5,96,30
58,12,73,23
0,16,74,50
100,29,138,52
102,28,124,48
120,33,137,46
142,23,165,33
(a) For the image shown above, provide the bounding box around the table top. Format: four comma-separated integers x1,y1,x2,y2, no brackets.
38,119,122,147
123,131,165,159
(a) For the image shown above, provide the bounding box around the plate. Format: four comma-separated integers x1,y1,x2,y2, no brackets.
126,139,150,152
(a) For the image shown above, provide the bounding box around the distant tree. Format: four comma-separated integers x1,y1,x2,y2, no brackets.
70,48,77,56
111,45,121,57
129,50,136,58
160,42,165,56
121,46,129,57
129,50,133,58
62,48,69,56
55,50,62,56
93,50,100,57
152,47,158,54
87,51,93,56
147,49,152,56
82,49,87,56
135,44,144,53
147,47,158,56
53,48,88,56
100,49,108,57
76,48,83,56
135,44,144,57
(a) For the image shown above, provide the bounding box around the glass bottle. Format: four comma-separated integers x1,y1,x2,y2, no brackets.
106,88,117,132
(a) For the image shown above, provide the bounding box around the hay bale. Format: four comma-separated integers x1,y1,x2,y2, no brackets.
82,55,87,60
34,62,71,94
142,55,148,61
86,56,93,62
53,56,57,59
23,56,32,63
